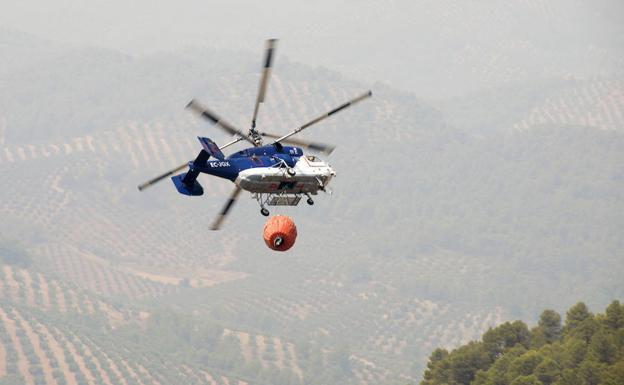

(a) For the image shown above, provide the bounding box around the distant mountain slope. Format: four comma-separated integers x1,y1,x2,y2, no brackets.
435,76,624,134
5,0,622,97
0,28,68,78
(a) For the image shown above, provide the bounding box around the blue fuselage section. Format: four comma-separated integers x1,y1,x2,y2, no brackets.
192,145,303,181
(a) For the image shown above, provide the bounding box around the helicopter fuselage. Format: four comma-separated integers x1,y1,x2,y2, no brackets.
189,145,336,195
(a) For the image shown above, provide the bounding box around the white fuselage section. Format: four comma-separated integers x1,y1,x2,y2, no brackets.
235,155,335,194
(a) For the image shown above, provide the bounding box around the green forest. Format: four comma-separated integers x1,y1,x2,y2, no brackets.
421,301,624,385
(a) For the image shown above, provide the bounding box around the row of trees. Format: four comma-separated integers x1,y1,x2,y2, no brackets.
421,300,624,385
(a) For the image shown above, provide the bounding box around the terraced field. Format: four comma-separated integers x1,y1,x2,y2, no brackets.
33,244,179,299
513,78,624,131
0,260,260,385
0,264,128,325
223,329,303,380
0,303,250,385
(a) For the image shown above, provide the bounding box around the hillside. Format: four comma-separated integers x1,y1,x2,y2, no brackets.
0,261,252,385
420,301,624,385
0,27,623,385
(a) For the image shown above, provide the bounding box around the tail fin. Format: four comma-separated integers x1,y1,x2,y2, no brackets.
198,137,225,160
171,173,204,196
170,138,224,196
171,149,209,196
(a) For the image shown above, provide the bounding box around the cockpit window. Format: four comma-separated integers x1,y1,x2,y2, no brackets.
306,155,317,162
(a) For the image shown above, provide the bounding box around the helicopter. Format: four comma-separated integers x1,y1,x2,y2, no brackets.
137,39,372,230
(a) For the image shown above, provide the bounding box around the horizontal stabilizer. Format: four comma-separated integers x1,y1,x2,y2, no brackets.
198,137,225,160
171,173,204,196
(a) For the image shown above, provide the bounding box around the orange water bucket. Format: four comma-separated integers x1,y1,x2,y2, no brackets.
263,215,298,251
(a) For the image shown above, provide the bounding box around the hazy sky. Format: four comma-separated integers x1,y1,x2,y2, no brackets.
2,0,623,98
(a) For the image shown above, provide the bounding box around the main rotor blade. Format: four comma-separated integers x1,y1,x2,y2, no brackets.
137,162,188,191
251,39,278,129
210,186,243,230
273,90,372,146
218,136,247,151
186,100,255,146
259,132,335,155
